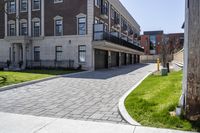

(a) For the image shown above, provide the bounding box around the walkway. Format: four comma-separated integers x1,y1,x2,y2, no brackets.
0,64,156,124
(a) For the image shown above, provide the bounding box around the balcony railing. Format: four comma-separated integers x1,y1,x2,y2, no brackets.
93,24,144,52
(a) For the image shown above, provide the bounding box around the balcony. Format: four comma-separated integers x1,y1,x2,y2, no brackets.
93,24,144,52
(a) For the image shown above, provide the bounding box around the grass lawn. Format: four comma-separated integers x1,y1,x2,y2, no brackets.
0,69,78,88
125,71,200,131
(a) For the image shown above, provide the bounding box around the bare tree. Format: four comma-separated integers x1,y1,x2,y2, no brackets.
160,35,170,68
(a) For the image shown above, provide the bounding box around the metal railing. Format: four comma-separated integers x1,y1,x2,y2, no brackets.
93,24,144,52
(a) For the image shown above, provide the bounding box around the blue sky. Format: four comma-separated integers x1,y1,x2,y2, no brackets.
119,0,185,34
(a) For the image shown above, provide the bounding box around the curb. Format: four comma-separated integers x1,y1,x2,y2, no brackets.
0,70,91,92
118,71,154,126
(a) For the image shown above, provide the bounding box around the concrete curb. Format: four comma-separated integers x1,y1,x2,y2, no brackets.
118,71,154,126
0,70,91,92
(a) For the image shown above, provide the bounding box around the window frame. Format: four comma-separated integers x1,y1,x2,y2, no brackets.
20,21,28,36
55,46,63,61
8,0,16,14
8,20,16,36
78,17,87,35
95,0,100,8
20,0,28,12
34,46,40,62
54,0,63,4
54,19,63,36
78,45,86,63
32,19,40,37
32,0,40,11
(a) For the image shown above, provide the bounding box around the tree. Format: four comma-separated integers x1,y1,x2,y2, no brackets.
160,35,171,68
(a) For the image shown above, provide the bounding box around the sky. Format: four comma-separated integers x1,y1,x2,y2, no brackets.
119,0,185,34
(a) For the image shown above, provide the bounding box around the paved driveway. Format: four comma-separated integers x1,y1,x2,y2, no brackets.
0,64,156,124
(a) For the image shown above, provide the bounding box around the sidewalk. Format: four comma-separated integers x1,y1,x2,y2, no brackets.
0,112,196,133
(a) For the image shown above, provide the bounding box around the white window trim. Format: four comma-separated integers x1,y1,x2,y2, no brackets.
8,0,16,14
20,0,28,12
53,16,63,36
54,0,63,4
76,13,87,35
32,18,41,37
95,0,100,8
19,19,28,36
8,20,16,36
32,0,40,11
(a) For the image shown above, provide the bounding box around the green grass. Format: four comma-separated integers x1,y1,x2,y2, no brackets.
125,71,200,131
0,69,78,88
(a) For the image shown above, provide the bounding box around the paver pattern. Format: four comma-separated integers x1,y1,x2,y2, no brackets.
0,64,156,124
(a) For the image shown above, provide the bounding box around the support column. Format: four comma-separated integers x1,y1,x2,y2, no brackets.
108,51,111,68
5,3,7,36
118,52,121,66
41,0,44,36
22,44,27,69
28,0,32,36
16,0,19,36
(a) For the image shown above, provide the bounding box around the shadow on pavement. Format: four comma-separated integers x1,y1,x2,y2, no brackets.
62,63,149,80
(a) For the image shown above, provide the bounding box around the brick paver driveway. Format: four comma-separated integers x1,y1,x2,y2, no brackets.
0,64,156,124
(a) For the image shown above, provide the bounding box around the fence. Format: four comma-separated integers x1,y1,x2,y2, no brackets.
26,60,75,69
173,49,184,64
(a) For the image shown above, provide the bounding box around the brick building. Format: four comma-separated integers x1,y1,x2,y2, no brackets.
140,31,184,55
0,0,143,70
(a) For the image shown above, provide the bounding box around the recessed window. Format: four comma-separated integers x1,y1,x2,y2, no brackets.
78,17,86,35
32,19,40,37
32,0,40,10
20,0,28,12
78,45,86,63
8,23,16,36
55,19,63,36
8,0,16,13
34,46,40,62
20,21,28,36
95,0,100,7
55,46,62,61
54,0,63,4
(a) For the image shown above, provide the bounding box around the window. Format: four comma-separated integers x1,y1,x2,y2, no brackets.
111,8,115,20
20,22,28,36
8,0,16,13
34,46,40,61
54,0,63,4
95,0,100,7
150,35,156,50
78,45,86,63
94,18,99,24
55,46,62,61
78,17,86,35
32,0,40,10
101,0,109,16
20,0,28,12
8,22,16,36
32,20,40,37
55,19,63,36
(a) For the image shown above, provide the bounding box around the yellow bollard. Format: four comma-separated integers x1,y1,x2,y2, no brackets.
157,58,160,71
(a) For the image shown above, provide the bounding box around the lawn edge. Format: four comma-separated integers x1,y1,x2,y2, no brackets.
118,71,155,126
0,70,91,92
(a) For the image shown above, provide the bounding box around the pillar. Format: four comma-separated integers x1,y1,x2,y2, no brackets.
22,44,27,69
108,51,111,68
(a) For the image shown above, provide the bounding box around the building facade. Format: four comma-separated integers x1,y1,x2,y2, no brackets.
0,0,143,70
140,31,184,55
